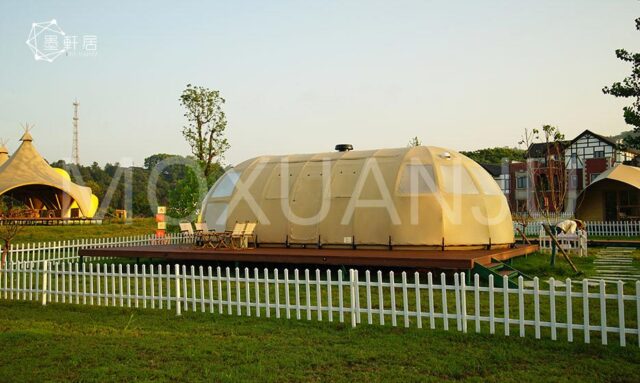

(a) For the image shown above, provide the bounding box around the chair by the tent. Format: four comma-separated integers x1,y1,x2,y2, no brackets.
179,222,194,235
180,222,202,246
198,222,215,235
242,222,257,249
229,222,247,249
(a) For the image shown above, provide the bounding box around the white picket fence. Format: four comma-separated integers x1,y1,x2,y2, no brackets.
513,212,574,221
515,220,640,238
538,230,588,256
3,233,193,266
1,261,639,347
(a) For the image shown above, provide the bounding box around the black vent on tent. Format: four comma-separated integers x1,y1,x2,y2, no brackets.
335,144,353,152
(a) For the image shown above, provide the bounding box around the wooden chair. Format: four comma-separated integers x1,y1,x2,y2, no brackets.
242,222,257,249
179,222,194,235
229,222,247,249
179,222,201,246
199,222,215,235
194,222,217,247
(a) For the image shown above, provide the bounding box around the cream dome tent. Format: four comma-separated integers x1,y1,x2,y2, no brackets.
0,131,97,218
201,146,514,250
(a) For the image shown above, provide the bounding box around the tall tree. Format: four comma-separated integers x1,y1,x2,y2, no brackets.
0,197,24,269
603,17,640,148
180,84,230,179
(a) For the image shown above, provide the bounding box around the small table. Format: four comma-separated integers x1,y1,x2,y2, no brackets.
201,232,232,249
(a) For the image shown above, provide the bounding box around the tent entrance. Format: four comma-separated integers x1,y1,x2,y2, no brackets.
604,191,617,221
2,185,76,218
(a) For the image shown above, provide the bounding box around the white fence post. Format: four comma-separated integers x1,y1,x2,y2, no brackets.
350,269,357,328
175,264,181,316
41,261,49,306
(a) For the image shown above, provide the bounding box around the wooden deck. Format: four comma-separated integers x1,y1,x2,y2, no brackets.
79,244,539,270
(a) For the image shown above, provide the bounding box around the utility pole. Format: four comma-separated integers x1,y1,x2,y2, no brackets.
72,100,79,165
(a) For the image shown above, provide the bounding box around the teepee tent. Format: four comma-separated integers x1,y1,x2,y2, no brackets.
0,131,97,218
201,146,514,250
0,143,9,166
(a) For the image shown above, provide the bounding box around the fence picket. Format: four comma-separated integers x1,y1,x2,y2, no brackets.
600,280,608,345
583,279,590,344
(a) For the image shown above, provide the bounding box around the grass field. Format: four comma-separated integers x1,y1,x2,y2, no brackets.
511,248,640,282
12,218,157,244
0,301,638,382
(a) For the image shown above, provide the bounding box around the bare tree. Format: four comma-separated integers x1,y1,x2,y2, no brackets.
517,126,576,271
0,199,24,269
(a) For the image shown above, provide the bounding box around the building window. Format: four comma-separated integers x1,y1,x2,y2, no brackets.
594,150,605,158
516,176,527,189
590,173,601,183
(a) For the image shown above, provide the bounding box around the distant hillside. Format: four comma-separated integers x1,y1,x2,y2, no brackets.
460,147,526,165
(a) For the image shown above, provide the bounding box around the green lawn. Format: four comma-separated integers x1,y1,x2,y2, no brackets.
0,301,638,382
511,249,640,280
12,218,158,244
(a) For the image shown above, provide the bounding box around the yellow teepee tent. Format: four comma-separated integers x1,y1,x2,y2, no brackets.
0,143,9,166
0,131,97,218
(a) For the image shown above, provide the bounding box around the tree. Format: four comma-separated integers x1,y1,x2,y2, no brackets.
460,147,526,165
0,197,24,269
167,168,204,220
603,17,640,149
407,136,422,147
539,125,566,214
516,126,577,272
180,84,230,178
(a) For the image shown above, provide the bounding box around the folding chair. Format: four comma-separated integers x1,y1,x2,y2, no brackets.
179,222,194,235
195,222,216,248
229,222,247,249
179,222,200,246
242,222,257,249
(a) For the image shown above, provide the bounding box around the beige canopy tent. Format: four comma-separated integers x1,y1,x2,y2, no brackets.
0,144,8,166
201,146,514,250
576,164,640,221
0,132,97,218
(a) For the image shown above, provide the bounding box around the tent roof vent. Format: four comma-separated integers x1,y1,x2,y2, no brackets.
335,144,353,152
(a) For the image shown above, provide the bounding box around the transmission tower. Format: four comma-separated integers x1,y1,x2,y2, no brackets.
72,100,79,164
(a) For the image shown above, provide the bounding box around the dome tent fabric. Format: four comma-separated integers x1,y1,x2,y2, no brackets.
0,131,96,218
201,146,514,250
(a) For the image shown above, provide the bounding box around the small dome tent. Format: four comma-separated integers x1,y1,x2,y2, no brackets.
0,132,98,218
201,146,514,250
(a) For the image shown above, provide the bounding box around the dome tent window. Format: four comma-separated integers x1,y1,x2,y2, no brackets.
397,164,437,195
439,164,479,195
210,170,240,198
467,162,503,195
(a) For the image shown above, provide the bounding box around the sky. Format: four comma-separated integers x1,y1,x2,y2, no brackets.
0,0,639,167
